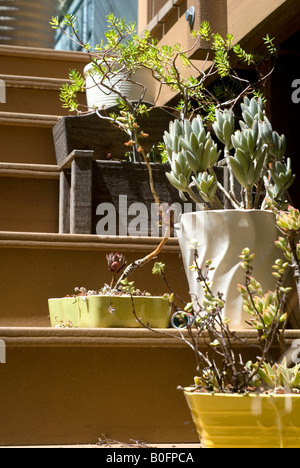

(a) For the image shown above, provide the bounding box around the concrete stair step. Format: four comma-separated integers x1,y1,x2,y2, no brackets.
0,232,186,327
0,177,59,233
0,111,59,127
0,326,298,446
0,45,89,79
0,111,59,165
0,327,199,446
0,45,89,170
0,162,58,179
0,74,86,115
0,164,58,233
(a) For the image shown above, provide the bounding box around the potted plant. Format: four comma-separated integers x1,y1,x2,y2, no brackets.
128,23,290,329
163,96,295,328
83,59,156,111
50,15,277,164
145,233,300,448
51,14,190,238
50,15,293,327
275,206,300,307
51,13,158,164
49,248,173,329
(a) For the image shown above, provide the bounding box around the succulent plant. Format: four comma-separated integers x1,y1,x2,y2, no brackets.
240,96,264,128
164,97,295,210
165,151,192,193
106,252,127,274
164,116,221,206
259,116,286,159
238,248,290,339
247,359,300,391
267,159,295,201
212,108,235,150
275,206,300,314
276,205,300,232
192,172,218,205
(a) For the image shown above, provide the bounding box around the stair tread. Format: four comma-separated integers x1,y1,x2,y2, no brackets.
0,110,61,127
0,162,58,170
0,327,191,350
0,231,180,252
0,45,89,80
0,327,298,348
0,73,71,89
0,162,59,179
0,44,88,63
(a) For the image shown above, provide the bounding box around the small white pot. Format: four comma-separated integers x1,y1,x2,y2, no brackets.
84,62,156,109
177,210,282,329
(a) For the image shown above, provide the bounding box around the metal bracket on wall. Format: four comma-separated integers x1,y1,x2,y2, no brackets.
185,6,195,28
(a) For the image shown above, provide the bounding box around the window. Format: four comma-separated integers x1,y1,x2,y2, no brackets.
148,0,169,22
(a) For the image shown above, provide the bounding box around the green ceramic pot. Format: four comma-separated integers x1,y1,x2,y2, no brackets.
48,295,172,328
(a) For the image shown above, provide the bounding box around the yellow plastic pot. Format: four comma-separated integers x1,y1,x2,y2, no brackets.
48,295,171,328
184,390,300,448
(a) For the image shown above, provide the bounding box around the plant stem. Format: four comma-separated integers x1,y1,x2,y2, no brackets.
186,187,208,208
114,230,170,290
245,187,253,209
224,148,236,199
287,232,300,310
217,182,241,209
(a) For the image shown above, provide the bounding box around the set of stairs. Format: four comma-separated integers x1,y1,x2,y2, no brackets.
0,44,198,446
0,45,88,233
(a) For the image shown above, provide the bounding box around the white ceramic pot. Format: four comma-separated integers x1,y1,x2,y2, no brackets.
0,0,57,48
177,210,282,329
84,62,156,109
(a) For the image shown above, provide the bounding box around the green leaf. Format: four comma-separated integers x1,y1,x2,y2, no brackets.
229,156,247,188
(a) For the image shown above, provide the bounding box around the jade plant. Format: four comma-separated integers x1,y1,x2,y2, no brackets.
163,97,295,210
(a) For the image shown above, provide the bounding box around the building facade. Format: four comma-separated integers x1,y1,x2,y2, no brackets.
138,0,300,206
55,0,138,50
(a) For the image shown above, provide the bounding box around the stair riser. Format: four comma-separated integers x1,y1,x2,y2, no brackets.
0,345,197,445
0,236,188,327
0,124,56,165
0,86,85,115
0,49,89,79
0,177,59,234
